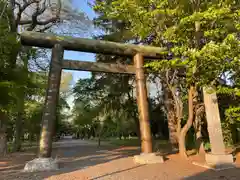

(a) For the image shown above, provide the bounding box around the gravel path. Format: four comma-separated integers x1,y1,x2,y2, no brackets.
0,139,240,180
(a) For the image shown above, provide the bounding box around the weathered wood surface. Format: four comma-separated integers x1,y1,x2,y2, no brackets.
134,54,153,153
20,31,166,59
62,60,136,74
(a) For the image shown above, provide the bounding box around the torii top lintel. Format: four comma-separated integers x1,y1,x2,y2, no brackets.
20,31,166,59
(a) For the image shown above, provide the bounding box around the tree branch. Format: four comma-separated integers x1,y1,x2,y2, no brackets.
16,0,37,25
16,0,61,31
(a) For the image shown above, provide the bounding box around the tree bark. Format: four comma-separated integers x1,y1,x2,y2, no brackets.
0,111,7,157
13,90,24,152
196,127,205,156
13,47,30,152
21,31,166,59
178,86,195,158
194,105,205,156
163,83,178,149
167,110,178,148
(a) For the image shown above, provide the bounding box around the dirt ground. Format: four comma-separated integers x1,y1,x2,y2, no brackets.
1,139,240,180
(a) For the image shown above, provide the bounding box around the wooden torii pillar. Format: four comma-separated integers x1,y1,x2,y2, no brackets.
39,44,64,158
21,31,165,172
133,54,163,163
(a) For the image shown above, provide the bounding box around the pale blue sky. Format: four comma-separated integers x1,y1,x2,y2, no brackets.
63,0,99,107
62,0,158,109
63,0,98,83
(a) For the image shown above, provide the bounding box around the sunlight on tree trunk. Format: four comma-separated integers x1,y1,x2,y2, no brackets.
194,105,206,157
164,86,178,149
178,86,195,159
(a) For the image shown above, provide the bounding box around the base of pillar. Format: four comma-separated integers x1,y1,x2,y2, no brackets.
193,153,235,171
23,158,59,172
133,153,164,164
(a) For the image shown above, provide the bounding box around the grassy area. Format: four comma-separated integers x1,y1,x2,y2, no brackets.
96,137,170,148
90,137,141,146
7,141,38,152
108,138,141,146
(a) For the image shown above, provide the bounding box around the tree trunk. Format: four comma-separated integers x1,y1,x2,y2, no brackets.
167,110,178,149
98,125,103,147
13,46,29,152
13,90,24,152
0,111,7,157
196,128,205,156
133,118,141,139
163,84,178,149
178,86,195,158
8,0,20,68
194,105,206,157
98,136,101,147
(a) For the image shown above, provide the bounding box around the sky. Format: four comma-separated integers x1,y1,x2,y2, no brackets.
63,0,99,108
62,0,159,109
63,0,98,82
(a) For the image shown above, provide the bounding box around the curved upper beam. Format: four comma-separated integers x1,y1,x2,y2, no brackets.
20,31,166,59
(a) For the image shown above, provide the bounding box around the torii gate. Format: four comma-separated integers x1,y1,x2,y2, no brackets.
20,31,233,172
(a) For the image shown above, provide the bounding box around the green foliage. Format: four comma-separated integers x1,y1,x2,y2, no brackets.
225,107,240,122
92,0,240,146
0,1,20,109
72,74,140,139
94,0,240,84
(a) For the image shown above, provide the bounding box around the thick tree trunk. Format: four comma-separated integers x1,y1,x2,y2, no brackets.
196,128,205,156
163,84,178,149
133,118,141,139
13,46,30,152
178,86,195,158
194,106,206,156
13,90,24,152
0,128,7,156
9,0,17,33
167,111,178,149
0,111,7,157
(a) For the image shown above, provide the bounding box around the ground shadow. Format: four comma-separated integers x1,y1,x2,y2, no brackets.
0,142,142,179
90,165,145,180
2,140,240,180
183,166,240,180
89,166,240,180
